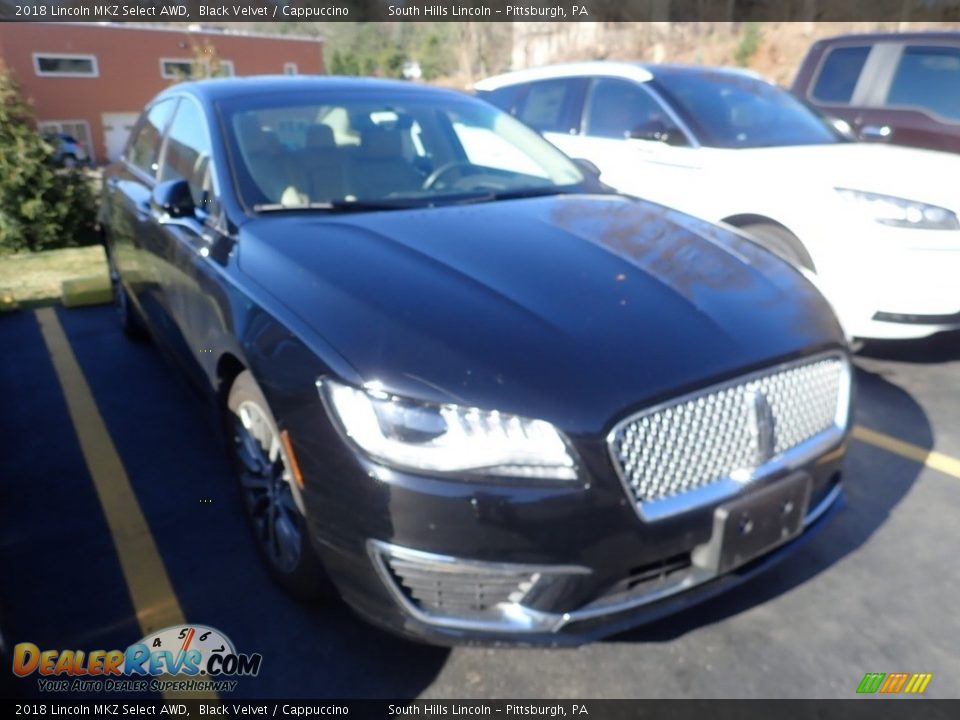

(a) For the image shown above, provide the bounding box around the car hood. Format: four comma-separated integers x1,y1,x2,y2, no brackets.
709,143,960,211
238,194,843,434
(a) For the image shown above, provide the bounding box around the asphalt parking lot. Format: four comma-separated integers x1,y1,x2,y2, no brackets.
1,304,958,700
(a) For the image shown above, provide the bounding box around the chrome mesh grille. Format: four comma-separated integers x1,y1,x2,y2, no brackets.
610,356,846,505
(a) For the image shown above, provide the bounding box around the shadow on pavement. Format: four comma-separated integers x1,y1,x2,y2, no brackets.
607,366,930,644
0,306,449,700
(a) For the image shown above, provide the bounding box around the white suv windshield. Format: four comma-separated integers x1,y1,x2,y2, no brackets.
654,70,841,149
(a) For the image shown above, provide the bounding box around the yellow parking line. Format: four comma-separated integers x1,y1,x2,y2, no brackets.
853,425,960,480
35,308,215,700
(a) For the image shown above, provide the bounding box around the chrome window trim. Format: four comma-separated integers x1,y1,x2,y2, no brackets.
606,350,852,522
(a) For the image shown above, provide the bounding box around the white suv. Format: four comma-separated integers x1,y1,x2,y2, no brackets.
476,62,960,341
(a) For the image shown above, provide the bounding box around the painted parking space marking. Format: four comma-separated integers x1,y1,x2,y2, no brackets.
853,424,960,480
34,307,217,700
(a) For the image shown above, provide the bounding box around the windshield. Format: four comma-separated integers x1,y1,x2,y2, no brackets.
653,70,842,149
218,90,586,211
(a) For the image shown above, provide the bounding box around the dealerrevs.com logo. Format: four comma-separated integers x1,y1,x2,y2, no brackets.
12,625,262,693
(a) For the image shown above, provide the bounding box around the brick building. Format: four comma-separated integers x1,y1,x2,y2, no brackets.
0,22,325,163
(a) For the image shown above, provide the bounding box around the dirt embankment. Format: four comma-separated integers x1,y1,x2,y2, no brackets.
510,21,960,85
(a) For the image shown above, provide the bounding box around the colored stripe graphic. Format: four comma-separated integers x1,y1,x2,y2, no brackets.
880,673,909,693
857,673,885,694
857,672,932,695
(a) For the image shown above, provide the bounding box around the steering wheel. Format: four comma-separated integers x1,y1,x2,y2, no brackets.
422,162,479,191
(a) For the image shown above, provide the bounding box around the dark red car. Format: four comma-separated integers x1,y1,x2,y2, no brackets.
793,31,960,154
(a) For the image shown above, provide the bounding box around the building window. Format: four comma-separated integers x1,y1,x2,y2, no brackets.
38,120,92,146
284,63,298,75
33,53,98,78
160,58,235,79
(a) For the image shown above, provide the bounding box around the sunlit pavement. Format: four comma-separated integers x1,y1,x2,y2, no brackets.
2,305,958,699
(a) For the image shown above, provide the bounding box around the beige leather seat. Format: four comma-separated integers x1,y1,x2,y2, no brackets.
236,116,306,205
347,126,423,199
302,124,346,202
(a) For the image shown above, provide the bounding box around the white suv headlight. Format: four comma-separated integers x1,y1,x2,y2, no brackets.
836,188,960,230
319,378,577,480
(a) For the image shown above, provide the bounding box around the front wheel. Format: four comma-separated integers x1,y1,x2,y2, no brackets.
227,371,333,600
740,222,816,272
108,255,148,340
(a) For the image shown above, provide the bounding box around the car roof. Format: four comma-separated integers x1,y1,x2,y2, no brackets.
474,61,768,91
155,75,471,105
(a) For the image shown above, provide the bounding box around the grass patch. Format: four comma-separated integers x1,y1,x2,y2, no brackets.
0,245,109,308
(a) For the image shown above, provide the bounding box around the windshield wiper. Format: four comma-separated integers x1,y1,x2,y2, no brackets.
479,187,572,201
252,199,424,213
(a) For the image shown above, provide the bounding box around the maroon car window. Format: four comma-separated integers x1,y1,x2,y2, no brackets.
886,45,960,121
811,46,870,104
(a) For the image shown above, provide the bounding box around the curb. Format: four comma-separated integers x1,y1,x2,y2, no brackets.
61,274,112,308
0,292,18,313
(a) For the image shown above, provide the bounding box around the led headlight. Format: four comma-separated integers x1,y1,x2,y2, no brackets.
319,378,577,480
836,188,960,230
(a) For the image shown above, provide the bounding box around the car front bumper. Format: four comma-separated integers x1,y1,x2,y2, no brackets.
812,224,960,340
298,426,847,645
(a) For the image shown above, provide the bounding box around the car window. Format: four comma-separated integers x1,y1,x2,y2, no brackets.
452,121,548,177
811,45,871,104
219,91,585,208
584,78,682,142
478,85,528,115
516,79,581,134
158,98,215,210
885,45,960,121
126,99,177,178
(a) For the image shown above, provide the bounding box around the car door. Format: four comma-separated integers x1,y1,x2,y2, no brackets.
555,77,699,207
150,94,230,390
104,98,177,334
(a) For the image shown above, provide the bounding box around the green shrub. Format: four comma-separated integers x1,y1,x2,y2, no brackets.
0,64,98,254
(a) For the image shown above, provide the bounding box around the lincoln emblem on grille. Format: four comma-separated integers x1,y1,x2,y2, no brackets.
746,389,776,466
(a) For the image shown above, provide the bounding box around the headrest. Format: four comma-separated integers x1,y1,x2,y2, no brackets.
236,114,281,155
305,124,335,150
360,126,403,159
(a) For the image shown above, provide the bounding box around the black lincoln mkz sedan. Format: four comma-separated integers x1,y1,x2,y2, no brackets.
101,77,851,645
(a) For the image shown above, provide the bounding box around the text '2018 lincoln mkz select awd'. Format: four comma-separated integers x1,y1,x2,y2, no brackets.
100,77,852,645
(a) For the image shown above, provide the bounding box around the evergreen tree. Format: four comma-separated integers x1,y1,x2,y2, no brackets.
0,64,97,253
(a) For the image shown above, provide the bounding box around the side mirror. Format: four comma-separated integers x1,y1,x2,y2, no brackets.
151,179,195,219
573,157,602,179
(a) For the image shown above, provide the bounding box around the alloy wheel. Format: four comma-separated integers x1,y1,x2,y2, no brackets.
233,401,303,574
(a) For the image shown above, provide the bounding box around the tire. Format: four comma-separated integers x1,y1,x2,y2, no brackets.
739,222,816,272
108,252,148,340
226,371,334,600
61,154,77,169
